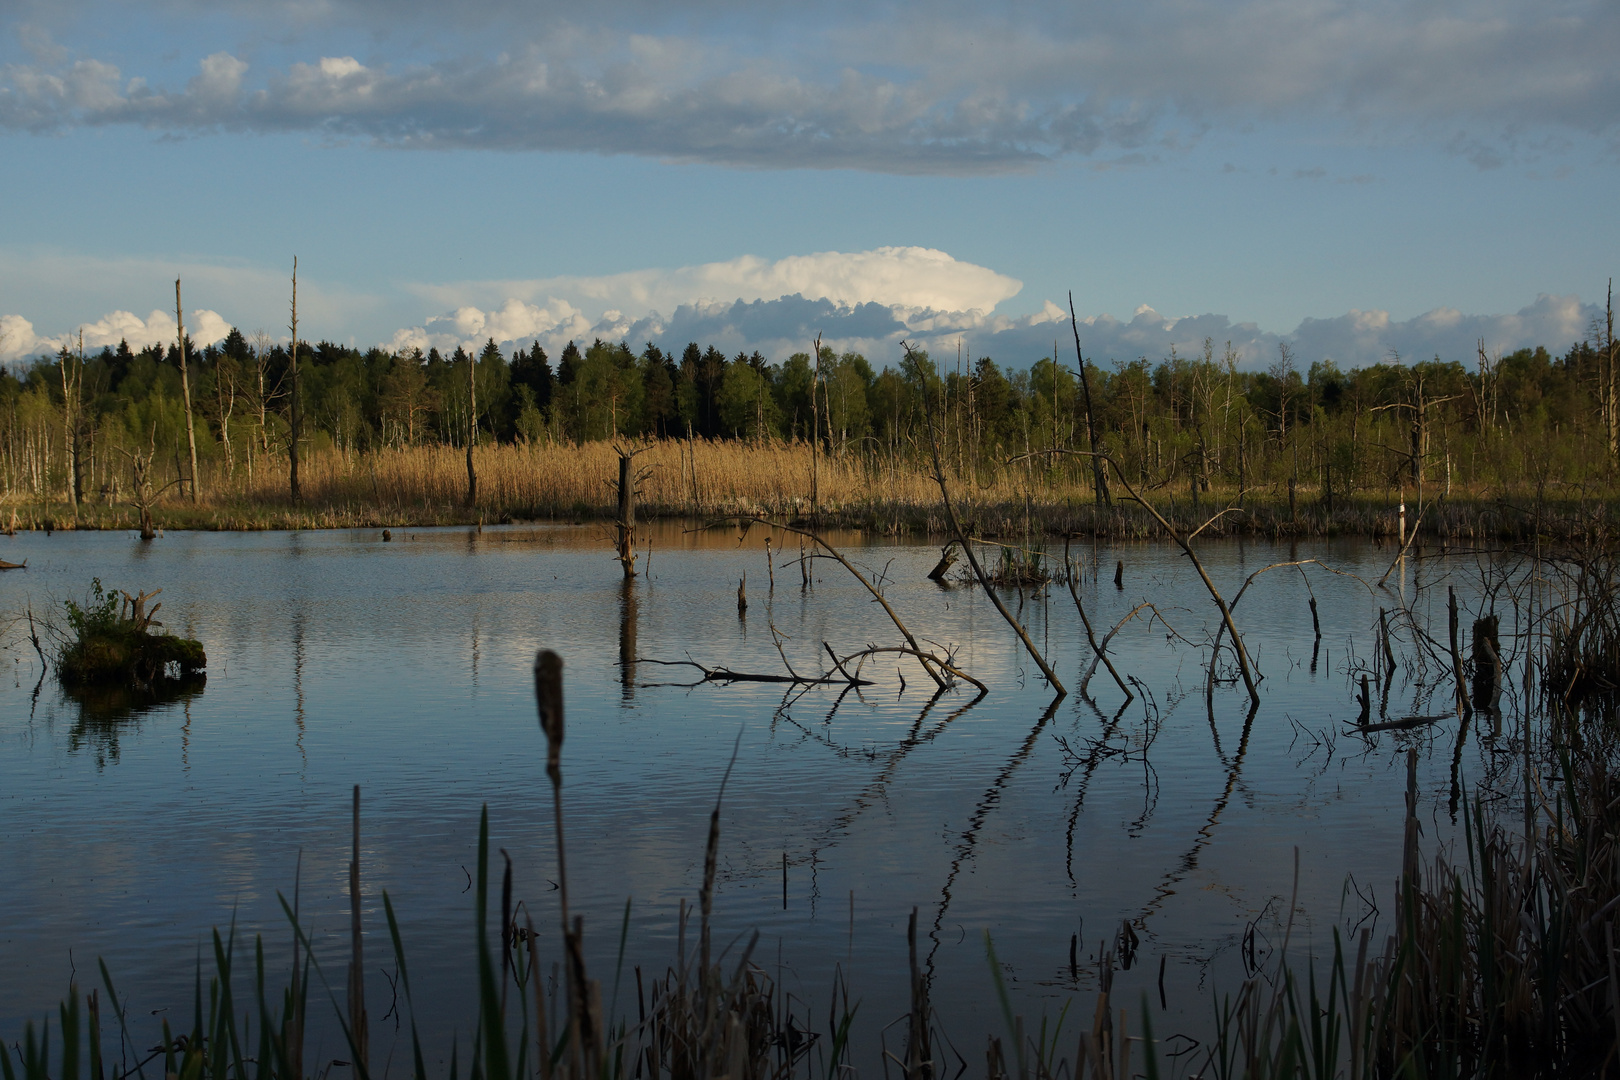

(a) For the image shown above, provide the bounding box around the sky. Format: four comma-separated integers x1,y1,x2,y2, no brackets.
1,0,1617,371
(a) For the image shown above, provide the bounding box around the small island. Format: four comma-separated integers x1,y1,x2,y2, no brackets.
57,581,206,686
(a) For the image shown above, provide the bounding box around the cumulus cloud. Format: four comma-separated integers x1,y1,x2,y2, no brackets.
3,0,1616,171
415,247,1022,323
2,307,231,361
386,297,595,355
383,280,1600,375
0,314,40,361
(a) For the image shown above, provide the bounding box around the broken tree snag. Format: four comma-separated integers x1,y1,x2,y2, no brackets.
1472,615,1501,716
1114,560,1124,590
610,442,654,578
1448,587,1470,717
1012,446,1260,704
737,573,747,617
928,542,959,582
1064,536,1131,701
904,341,1064,696
1379,608,1397,676
1207,559,1370,700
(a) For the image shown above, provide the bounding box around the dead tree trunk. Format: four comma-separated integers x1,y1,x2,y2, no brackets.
60,332,84,513
612,443,653,578
465,347,478,507
1607,278,1617,461
176,279,200,504
810,332,822,525
1069,293,1110,507
288,258,301,502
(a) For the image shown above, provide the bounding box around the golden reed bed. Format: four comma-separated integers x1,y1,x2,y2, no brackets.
3,438,1613,540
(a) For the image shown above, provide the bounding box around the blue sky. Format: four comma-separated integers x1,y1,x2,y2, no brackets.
2,0,1617,370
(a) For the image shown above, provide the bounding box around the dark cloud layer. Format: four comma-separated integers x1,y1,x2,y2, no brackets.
3,0,1617,173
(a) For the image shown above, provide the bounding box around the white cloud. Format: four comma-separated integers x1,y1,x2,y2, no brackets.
387,297,594,355
30,308,233,354
0,314,41,361
415,247,1022,325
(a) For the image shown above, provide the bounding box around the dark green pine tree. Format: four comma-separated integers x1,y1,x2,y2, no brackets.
511,342,554,412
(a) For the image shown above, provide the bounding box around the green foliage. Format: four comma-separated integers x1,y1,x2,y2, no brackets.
63,578,121,641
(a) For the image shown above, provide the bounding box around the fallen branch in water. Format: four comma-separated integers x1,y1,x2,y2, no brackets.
839,645,988,694
636,657,874,687
735,515,948,690
1355,713,1447,733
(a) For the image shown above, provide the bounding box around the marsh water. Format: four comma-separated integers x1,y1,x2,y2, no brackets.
0,522,1518,1067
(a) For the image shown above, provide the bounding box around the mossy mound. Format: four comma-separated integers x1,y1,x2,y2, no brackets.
56,580,206,687
58,628,207,685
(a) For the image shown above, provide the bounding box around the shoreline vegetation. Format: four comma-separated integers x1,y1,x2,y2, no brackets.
4,440,1620,542
3,306,1618,542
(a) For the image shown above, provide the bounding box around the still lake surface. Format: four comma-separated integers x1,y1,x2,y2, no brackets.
0,522,1514,1066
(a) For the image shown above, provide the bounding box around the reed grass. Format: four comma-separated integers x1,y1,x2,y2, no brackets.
5,439,1620,540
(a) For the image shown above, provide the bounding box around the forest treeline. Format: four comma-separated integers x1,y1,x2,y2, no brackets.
1,319,1618,516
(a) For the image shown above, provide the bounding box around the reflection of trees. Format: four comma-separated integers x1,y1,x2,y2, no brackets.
64,676,206,769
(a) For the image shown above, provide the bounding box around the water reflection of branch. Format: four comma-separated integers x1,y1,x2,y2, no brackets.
927,697,1063,978
800,689,983,860
1137,700,1260,928
1060,696,1133,887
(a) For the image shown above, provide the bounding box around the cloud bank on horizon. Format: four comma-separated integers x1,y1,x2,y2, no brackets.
2,0,1617,173
0,248,1599,373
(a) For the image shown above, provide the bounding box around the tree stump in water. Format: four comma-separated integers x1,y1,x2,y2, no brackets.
1472,615,1501,715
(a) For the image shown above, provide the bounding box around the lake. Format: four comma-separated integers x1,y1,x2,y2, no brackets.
0,521,1514,1069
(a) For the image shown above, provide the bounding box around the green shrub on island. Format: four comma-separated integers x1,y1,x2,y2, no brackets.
57,579,205,686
